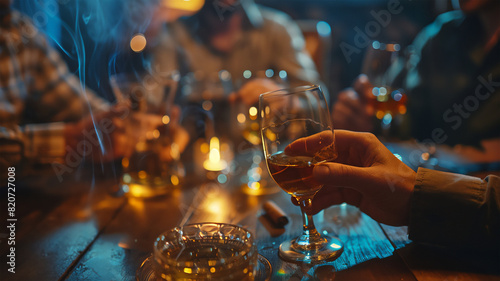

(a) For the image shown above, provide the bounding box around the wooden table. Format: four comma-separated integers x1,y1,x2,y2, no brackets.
1,157,499,281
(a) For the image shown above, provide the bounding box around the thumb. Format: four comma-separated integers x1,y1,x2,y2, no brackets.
314,163,373,192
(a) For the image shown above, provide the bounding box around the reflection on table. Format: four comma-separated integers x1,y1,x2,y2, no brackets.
1,140,499,281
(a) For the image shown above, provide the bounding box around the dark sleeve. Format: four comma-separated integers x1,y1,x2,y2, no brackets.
409,168,500,251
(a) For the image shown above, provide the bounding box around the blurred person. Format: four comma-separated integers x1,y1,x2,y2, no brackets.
0,2,188,181
289,130,499,251
151,0,322,106
333,0,500,147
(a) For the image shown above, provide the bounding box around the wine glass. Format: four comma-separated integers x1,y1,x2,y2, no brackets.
259,85,343,263
362,41,407,139
110,72,185,198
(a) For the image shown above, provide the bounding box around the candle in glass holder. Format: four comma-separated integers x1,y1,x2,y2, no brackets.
203,137,228,172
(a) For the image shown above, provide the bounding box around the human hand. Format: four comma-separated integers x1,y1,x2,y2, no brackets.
332,75,374,132
65,105,190,163
292,130,416,226
64,105,133,162
122,105,189,162
229,78,282,106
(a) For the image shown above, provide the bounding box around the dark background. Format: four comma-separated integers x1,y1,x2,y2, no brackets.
13,0,454,101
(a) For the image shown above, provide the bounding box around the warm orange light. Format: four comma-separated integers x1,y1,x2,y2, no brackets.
162,115,170,124
398,105,407,115
138,171,147,179
250,122,259,131
249,108,258,120
152,129,160,139
161,0,205,12
203,137,227,171
249,106,258,117
237,113,246,123
250,182,261,190
122,157,129,168
200,142,209,154
130,34,147,53
171,175,179,186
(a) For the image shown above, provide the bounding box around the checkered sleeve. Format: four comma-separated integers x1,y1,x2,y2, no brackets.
27,19,109,123
22,122,66,163
0,123,66,167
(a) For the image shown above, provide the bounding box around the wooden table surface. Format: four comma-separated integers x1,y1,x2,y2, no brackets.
1,149,499,281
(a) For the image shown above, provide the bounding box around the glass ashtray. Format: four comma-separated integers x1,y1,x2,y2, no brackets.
137,223,271,281
136,254,271,281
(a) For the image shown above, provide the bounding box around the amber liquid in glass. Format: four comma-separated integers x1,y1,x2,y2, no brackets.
267,152,323,198
121,139,183,198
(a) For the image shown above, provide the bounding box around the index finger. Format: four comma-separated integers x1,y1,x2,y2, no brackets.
284,130,336,161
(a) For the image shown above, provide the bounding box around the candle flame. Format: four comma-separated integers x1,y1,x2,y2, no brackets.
210,137,220,153
203,137,227,171
209,147,221,162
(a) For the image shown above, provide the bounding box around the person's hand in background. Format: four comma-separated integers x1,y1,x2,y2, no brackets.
64,105,134,162
229,78,282,106
305,130,416,226
63,104,189,163
332,75,375,132
114,104,190,162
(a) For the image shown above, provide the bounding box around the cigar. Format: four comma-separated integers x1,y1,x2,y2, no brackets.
262,200,289,227
258,215,286,237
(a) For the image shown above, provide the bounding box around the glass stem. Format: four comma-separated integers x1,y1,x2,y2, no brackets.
294,196,325,250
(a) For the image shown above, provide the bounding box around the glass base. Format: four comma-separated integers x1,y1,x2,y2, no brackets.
279,235,343,264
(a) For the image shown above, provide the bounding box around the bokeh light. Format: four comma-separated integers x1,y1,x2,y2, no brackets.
130,34,147,53
202,100,213,111
249,106,258,117
243,70,252,79
279,70,287,79
237,113,246,123
162,115,170,124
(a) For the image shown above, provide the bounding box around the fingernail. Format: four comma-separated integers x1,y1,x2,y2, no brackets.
314,164,329,177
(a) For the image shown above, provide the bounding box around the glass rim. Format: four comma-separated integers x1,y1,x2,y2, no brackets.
153,222,257,268
259,84,321,100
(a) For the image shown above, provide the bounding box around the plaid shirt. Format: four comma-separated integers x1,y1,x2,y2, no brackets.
0,10,109,170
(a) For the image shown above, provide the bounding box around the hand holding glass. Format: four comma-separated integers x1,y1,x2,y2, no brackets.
259,85,343,263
